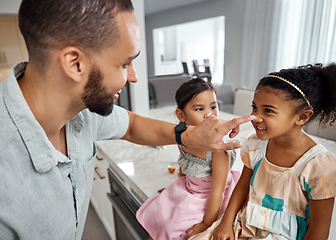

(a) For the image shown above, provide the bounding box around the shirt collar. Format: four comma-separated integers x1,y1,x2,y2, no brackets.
3,62,84,173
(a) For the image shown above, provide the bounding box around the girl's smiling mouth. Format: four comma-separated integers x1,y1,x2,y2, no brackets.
254,125,266,133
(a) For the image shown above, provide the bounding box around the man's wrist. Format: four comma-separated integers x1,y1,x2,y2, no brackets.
175,122,188,146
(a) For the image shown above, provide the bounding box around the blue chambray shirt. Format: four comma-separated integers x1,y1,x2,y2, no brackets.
0,62,129,239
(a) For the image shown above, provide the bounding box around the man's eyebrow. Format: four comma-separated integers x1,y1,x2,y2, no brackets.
128,51,140,61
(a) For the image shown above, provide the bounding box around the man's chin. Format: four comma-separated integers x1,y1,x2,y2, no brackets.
88,103,114,116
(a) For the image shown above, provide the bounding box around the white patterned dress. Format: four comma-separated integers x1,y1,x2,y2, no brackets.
190,134,336,240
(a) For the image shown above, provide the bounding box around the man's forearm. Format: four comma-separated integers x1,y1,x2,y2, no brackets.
122,111,256,151
121,111,176,146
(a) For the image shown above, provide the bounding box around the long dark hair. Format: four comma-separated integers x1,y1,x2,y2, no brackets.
175,78,216,110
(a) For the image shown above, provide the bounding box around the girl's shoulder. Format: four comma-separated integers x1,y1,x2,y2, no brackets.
299,144,336,200
240,134,266,169
241,134,261,150
178,145,211,161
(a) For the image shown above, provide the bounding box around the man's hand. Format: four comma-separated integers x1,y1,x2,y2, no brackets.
181,115,255,151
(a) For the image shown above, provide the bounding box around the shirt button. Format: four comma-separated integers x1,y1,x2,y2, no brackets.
260,209,268,216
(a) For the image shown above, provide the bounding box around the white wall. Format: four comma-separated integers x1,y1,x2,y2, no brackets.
131,0,150,113
0,0,20,14
145,0,246,88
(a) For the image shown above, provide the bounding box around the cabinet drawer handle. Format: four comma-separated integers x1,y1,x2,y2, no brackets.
94,167,106,179
95,156,103,161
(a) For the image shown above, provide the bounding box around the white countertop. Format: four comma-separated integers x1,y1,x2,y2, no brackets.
97,106,336,205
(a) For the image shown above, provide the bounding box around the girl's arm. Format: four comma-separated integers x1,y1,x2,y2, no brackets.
178,166,186,177
210,166,253,240
185,151,230,239
303,197,334,240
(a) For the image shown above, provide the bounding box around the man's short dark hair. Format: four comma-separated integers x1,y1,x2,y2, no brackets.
18,0,134,67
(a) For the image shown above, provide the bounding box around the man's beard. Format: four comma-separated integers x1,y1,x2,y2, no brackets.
81,67,115,116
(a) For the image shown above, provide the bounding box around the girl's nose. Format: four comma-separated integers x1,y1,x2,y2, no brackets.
252,115,262,123
203,112,212,119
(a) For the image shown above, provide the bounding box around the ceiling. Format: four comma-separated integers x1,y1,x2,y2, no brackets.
144,0,211,15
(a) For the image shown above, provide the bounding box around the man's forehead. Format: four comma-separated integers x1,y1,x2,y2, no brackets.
115,12,140,50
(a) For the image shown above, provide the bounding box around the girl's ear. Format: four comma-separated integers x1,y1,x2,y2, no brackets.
296,109,314,126
175,108,186,122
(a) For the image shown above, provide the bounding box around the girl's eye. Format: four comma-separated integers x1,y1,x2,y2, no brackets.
211,106,217,110
264,108,274,113
251,104,257,110
195,108,203,111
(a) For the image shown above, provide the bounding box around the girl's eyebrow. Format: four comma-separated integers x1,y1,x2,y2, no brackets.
263,104,278,109
252,101,278,109
192,104,204,108
192,101,217,108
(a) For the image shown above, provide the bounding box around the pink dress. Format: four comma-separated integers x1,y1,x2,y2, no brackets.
136,147,240,240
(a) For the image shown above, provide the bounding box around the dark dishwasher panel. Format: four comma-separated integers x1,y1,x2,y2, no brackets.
107,167,149,240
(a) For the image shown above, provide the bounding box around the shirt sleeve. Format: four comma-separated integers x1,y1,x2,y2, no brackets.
96,105,129,140
0,222,17,239
301,153,336,200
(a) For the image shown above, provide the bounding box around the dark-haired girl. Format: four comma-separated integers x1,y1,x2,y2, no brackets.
136,78,240,239
191,64,336,240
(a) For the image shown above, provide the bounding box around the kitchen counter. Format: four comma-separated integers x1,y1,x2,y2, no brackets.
97,106,336,205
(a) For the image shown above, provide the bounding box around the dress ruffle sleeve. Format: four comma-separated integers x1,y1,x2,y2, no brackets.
240,134,266,170
300,151,336,200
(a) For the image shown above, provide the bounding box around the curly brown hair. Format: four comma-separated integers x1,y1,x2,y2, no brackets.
257,63,336,126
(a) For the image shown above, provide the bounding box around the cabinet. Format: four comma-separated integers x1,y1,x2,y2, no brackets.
0,16,28,68
91,153,116,240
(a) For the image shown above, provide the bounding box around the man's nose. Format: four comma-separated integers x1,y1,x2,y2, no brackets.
127,63,138,83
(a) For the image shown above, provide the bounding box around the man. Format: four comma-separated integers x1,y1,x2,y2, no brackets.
0,0,254,239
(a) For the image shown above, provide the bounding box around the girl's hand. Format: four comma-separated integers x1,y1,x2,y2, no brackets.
185,222,209,239
209,223,234,240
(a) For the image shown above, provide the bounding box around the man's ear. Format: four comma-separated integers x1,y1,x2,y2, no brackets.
59,46,88,83
296,108,314,126
175,108,186,123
